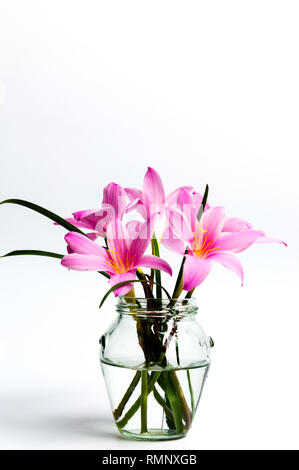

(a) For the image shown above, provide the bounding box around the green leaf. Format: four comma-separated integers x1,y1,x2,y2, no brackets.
196,184,209,222
99,279,171,309
170,249,187,304
0,199,86,235
1,250,64,259
151,235,162,300
0,200,111,279
0,249,111,279
164,372,184,433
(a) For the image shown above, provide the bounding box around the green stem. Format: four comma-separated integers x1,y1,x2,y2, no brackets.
114,320,178,429
114,323,177,426
113,371,141,420
153,386,174,425
115,326,191,434
164,373,184,433
112,292,141,422
169,254,186,306
141,371,148,433
116,368,191,432
116,371,161,429
175,330,180,366
168,370,192,429
151,236,162,301
185,288,195,299
124,286,136,303
136,270,154,305
149,269,154,291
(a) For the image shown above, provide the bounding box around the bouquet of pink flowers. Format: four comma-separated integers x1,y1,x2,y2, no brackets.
1,167,285,301
1,167,285,440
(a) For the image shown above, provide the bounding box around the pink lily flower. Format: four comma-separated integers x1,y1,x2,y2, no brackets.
61,219,172,296
125,167,208,242
165,191,285,290
56,182,129,241
72,182,128,237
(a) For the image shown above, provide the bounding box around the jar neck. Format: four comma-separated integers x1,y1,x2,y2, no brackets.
116,297,198,318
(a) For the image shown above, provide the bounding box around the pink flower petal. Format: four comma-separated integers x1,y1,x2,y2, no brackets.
73,210,103,231
175,187,197,232
64,232,107,257
103,182,127,219
73,208,112,235
166,186,194,207
61,254,109,271
212,229,264,253
138,255,172,276
66,232,98,254
168,187,211,235
202,206,226,242
73,209,99,222
126,220,142,239
161,226,186,255
125,197,141,212
168,206,194,246
106,219,130,262
125,198,147,218
183,255,212,291
125,187,143,201
222,217,253,233
86,232,100,241
255,234,287,246
109,271,137,296
143,167,165,215
128,218,153,262
166,186,210,219
208,252,244,285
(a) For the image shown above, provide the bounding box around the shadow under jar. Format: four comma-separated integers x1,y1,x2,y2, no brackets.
100,297,213,441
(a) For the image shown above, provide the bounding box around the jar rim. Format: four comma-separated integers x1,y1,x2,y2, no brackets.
116,296,198,317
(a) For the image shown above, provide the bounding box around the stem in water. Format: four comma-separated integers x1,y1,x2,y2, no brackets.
141,371,148,433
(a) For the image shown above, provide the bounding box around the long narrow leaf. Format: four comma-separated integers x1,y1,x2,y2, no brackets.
0,199,86,235
1,250,64,259
99,279,171,309
151,235,162,299
0,249,110,278
196,184,209,222
170,249,188,304
0,200,111,278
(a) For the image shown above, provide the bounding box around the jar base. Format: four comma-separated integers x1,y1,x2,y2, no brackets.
119,428,187,441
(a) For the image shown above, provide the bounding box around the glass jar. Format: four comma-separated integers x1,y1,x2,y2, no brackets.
100,297,213,441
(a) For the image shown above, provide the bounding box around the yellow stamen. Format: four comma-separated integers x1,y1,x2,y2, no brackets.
104,248,136,274
193,231,221,259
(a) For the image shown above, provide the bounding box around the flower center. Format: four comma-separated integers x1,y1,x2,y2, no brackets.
104,248,135,273
193,231,221,259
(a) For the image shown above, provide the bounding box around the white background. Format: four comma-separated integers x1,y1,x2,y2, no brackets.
0,0,298,450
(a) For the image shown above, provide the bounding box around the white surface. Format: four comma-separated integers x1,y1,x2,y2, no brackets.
0,0,298,450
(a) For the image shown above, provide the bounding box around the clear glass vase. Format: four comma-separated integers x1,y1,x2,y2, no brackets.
100,297,213,441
